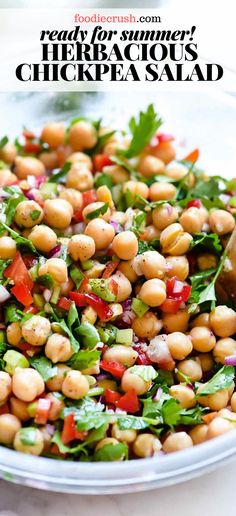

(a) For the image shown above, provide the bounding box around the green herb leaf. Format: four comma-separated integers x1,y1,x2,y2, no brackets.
4,303,21,324
2,186,25,226
86,202,109,221
69,265,84,290
94,173,113,189
30,209,41,221
128,365,158,382
48,162,71,184
138,240,155,255
19,427,38,446
29,355,58,382
54,320,80,352
122,104,162,159
0,259,11,279
195,365,235,397
36,274,54,289
76,322,100,349
0,136,8,149
88,130,116,155
190,233,222,253
67,301,78,330
0,222,37,253
94,442,128,462
111,155,134,173
67,349,101,371
161,398,181,426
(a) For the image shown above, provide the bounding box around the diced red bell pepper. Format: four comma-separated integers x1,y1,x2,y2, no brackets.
166,277,192,302
11,283,33,307
15,341,40,357
50,443,67,458
82,189,97,207
183,148,199,163
4,251,33,291
69,291,113,321
23,141,41,154
157,133,174,143
34,398,51,425
78,277,89,292
116,389,140,413
186,199,202,209
104,388,121,405
179,285,192,302
73,209,84,223
23,306,39,314
110,278,118,297
159,298,182,314
22,254,38,269
57,297,72,311
22,129,36,140
102,261,119,279
61,413,87,445
100,360,126,379
93,154,113,172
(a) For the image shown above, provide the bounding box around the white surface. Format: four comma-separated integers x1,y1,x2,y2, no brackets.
0,461,236,515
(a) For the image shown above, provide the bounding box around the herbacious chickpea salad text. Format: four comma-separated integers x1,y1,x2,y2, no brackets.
0,105,236,461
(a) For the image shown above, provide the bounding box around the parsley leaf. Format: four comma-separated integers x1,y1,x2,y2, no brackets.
195,365,235,397
94,442,128,462
0,136,8,149
190,233,222,254
29,355,58,382
0,222,37,253
86,202,109,221
30,209,41,221
128,365,158,382
48,162,71,184
67,349,101,371
121,104,162,159
1,186,25,227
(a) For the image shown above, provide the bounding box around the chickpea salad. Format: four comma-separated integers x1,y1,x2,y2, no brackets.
0,105,236,461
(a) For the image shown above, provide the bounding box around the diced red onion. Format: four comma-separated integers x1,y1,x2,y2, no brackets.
43,289,52,302
96,373,109,382
147,335,175,371
122,299,132,310
166,203,173,216
45,423,55,436
225,355,236,366
153,387,163,401
0,285,10,303
110,220,123,233
72,222,86,234
48,244,62,258
27,175,37,189
0,189,11,199
26,190,37,201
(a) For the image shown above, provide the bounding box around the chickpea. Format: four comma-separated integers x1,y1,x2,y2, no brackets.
167,332,192,360
59,188,83,212
44,198,73,229
191,313,211,328
133,433,162,458
22,315,51,346
45,333,73,364
66,164,94,191
0,142,17,164
62,370,89,399
45,393,65,421
0,236,16,259
136,250,166,280
149,182,177,202
41,122,66,148
0,169,17,187
0,414,21,445
198,353,214,372
28,225,57,253
46,364,71,391
209,209,235,235
169,384,196,409
38,258,68,284
68,234,95,262
85,219,115,250
177,358,202,383
141,225,160,242
96,185,113,208
166,256,189,281
152,204,178,231
14,427,44,456
163,310,190,333
179,207,204,234
197,386,229,411
0,372,11,402
83,202,110,223
160,223,192,255
103,345,138,367
207,417,235,439
231,392,236,412
105,165,129,185
139,278,166,307
10,397,30,422
69,121,97,151
15,200,43,228
190,327,216,353
210,306,236,337
39,150,58,170
213,338,236,364
151,141,176,164
138,155,165,177
112,424,137,443
121,368,152,395
14,156,45,180
189,424,208,445
123,180,149,200
12,368,44,402
110,272,132,302
112,231,138,261
132,312,163,340
67,152,93,170
118,260,138,283
163,431,193,453
165,165,188,181
7,322,22,346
